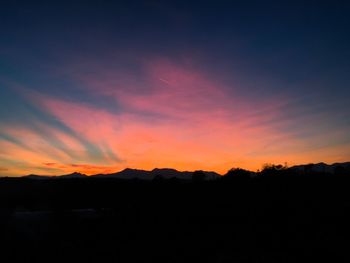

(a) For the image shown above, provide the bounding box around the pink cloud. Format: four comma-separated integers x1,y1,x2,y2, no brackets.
24,59,301,173
4,57,346,176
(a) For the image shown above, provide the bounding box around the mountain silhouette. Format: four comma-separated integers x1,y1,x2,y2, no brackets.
95,168,220,180
290,162,350,173
23,172,87,180
21,168,220,180
12,162,350,180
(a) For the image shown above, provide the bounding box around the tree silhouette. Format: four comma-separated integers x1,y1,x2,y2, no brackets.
261,163,288,176
225,168,251,178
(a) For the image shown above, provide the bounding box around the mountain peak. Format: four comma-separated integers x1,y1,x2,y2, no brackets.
55,172,87,179
152,168,178,172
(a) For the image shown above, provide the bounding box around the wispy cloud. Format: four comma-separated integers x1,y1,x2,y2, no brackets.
1,57,349,175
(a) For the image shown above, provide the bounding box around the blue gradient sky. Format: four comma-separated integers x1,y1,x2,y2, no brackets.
0,1,350,175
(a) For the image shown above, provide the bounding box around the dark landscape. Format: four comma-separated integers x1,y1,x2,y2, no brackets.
1,162,350,262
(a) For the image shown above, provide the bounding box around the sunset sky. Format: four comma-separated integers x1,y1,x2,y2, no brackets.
1,1,350,176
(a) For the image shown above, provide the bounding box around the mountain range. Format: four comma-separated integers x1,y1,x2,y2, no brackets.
13,162,350,180
290,162,350,173
23,168,220,180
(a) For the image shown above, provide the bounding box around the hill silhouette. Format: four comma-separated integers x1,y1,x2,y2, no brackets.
19,167,220,180
11,161,350,180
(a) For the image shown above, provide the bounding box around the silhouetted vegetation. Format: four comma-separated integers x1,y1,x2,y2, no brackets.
222,167,252,182
0,164,350,262
260,163,289,176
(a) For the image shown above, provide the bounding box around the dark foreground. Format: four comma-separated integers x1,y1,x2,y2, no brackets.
1,174,350,262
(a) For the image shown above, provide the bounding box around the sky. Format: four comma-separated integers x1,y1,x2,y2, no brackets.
0,1,350,176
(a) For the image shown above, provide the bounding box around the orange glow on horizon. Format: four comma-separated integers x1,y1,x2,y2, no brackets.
1,59,349,176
